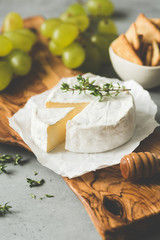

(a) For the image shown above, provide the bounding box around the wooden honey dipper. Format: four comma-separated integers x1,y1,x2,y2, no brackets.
120,152,160,181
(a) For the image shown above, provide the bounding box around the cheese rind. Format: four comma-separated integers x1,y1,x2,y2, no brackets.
65,93,136,153
46,73,111,104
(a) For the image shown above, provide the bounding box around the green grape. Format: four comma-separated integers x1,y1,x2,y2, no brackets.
98,19,117,35
62,42,85,69
60,12,69,22
91,34,111,62
3,12,23,32
91,34,110,49
15,29,37,45
52,23,79,48
106,34,117,43
65,3,86,16
40,18,61,38
80,44,102,73
92,33,117,46
0,61,13,91
85,0,114,17
3,32,34,52
49,40,64,56
60,3,86,22
61,14,89,32
0,35,13,56
7,49,32,76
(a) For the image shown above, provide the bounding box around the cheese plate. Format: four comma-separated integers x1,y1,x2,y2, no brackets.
1,16,160,240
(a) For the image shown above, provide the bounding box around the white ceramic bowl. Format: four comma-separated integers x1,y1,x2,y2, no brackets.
109,46,160,89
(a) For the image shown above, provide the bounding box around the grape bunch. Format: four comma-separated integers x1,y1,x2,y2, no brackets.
0,12,37,91
40,0,117,73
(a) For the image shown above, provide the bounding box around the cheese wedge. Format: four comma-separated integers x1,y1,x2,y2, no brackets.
31,107,83,152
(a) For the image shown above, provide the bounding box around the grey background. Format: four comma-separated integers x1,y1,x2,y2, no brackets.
0,0,160,240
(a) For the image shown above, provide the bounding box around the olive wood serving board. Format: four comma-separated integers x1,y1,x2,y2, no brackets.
1,17,160,240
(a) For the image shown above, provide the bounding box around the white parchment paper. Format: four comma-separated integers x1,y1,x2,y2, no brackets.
9,79,159,178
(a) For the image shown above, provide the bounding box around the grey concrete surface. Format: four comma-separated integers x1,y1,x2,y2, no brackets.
0,0,160,240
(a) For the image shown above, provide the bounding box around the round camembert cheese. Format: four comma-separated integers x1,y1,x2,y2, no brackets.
31,74,136,153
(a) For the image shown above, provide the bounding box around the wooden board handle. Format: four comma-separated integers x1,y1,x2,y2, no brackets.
120,152,160,181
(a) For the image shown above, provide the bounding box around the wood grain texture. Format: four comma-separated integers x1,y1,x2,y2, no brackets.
1,16,160,240
65,128,160,240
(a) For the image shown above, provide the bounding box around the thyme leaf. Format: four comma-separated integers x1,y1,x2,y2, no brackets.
27,178,45,188
61,75,131,101
30,194,36,199
14,154,22,165
0,164,7,174
0,203,12,215
45,194,54,198
40,194,54,200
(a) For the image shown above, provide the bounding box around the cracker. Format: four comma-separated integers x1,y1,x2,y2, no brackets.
135,13,160,43
125,23,140,50
151,40,160,66
150,18,160,29
111,34,143,65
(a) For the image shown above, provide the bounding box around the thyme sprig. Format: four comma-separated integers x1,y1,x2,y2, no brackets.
61,75,131,101
0,164,7,174
45,194,54,198
0,154,22,165
27,178,45,188
40,194,54,200
0,203,12,215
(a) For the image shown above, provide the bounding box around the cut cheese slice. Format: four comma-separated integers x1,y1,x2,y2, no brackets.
31,105,88,152
46,102,88,110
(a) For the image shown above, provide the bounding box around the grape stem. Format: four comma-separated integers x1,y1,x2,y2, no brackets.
61,75,131,101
